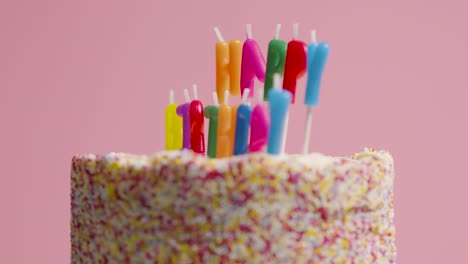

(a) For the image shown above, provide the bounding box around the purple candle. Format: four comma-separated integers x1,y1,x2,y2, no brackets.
176,89,191,149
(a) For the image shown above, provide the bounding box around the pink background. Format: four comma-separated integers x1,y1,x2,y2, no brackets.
1,0,467,263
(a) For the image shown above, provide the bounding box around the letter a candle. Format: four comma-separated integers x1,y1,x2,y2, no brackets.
240,24,266,98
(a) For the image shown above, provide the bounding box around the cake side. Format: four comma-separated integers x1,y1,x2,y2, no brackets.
71,149,395,263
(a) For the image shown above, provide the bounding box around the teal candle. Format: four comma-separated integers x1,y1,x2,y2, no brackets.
267,88,292,155
305,43,330,106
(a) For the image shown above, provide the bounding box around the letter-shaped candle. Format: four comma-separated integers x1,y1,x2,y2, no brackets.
234,89,252,155
264,24,287,101
249,89,269,152
240,24,266,98
216,90,234,157
165,90,182,150
190,85,205,154
267,83,292,155
176,89,191,149
214,27,242,103
282,24,307,103
305,42,330,107
303,30,330,154
204,92,219,158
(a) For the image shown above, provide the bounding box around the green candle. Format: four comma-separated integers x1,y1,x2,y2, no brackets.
264,39,287,100
204,105,219,158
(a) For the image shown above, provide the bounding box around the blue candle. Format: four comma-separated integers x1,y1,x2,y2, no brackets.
267,88,292,155
233,103,252,155
305,42,330,106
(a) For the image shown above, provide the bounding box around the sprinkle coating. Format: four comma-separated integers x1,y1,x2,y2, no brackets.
71,149,396,263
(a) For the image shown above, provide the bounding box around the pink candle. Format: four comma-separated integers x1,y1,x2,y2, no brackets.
240,24,266,98
249,90,270,152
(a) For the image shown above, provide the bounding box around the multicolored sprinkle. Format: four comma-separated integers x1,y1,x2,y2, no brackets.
71,149,396,263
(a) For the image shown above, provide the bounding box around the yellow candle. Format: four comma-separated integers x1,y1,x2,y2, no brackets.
215,27,242,103
165,90,182,150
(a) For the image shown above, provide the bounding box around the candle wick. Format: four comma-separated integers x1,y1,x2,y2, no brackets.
213,27,224,42
274,24,281,40
183,88,191,103
192,84,198,100
169,89,174,104
212,92,219,106
311,29,317,43
246,24,253,39
293,23,299,40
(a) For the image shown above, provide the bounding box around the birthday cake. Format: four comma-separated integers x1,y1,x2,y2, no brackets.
71,148,395,263
71,24,396,263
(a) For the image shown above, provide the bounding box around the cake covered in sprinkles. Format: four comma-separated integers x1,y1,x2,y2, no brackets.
71,148,396,263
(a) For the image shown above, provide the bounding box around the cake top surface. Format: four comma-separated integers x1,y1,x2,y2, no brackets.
74,148,393,173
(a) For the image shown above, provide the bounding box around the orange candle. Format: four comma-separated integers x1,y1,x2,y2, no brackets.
216,90,234,157
214,27,242,103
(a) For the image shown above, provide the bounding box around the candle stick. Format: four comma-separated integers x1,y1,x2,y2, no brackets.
280,108,289,155
240,24,266,98
176,89,191,149
190,84,205,154
234,89,252,155
264,24,287,101
165,90,182,150
214,27,242,103
204,92,219,158
267,74,292,155
303,30,330,154
282,23,307,103
249,89,269,152
216,90,234,157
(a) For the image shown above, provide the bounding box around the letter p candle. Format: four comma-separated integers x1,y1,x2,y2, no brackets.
282,24,307,103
